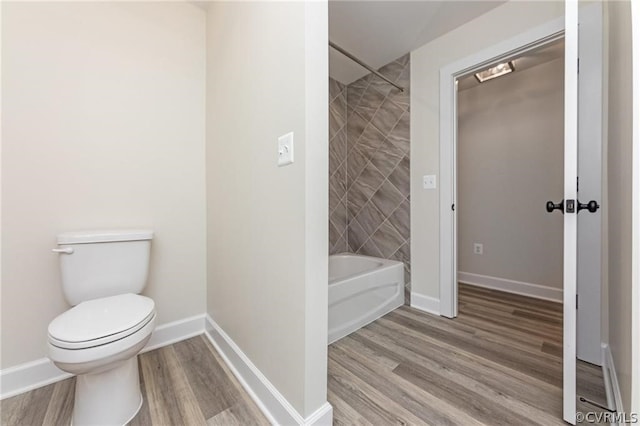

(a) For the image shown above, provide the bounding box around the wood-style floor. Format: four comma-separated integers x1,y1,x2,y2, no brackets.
328,283,608,425
1,335,268,426
2,285,608,426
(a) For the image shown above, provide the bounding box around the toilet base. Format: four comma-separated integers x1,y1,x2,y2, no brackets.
72,356,143,426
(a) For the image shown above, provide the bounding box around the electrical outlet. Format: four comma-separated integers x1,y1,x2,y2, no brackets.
422,175,436,189
473,243,483,255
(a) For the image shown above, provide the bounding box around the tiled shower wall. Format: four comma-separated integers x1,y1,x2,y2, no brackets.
329,78,348,253
329,54,411,302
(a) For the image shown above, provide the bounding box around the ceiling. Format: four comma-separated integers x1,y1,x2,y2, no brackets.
457,38,565,91
329,1,506,85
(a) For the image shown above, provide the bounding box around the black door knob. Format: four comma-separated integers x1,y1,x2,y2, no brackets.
546,200,564,213
578,200,600,213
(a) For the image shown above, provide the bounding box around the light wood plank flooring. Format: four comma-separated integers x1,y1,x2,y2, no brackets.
2,285,608,426
1,335,268,426
328,283,608,425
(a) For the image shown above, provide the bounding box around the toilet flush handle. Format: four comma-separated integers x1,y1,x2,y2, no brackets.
52,247,74,254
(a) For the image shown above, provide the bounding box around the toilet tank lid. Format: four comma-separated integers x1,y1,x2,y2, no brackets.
57,229,154,245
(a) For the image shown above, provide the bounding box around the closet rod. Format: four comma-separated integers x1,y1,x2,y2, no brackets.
329,41,404,93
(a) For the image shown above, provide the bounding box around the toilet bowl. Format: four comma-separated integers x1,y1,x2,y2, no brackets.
48,293,156,426
48,229,155,426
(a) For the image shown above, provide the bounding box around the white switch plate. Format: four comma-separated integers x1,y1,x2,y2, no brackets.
278,132,294,167
423,174,436,189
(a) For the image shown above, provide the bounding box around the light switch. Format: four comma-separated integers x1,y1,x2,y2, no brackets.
423,175,436,189
278,132,294,167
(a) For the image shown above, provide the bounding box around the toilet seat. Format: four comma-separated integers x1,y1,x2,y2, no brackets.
48,293,155,350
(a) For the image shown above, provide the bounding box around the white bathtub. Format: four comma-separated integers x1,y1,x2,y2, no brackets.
328,253,404,344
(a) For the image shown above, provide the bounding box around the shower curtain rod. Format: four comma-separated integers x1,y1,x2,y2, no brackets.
329,41,404,93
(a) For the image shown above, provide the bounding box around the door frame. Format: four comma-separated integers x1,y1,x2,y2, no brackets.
438,17,565,318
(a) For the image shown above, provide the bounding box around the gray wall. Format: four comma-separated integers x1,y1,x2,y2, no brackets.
606,0,633,410
334,54,411,302
457,58,564,289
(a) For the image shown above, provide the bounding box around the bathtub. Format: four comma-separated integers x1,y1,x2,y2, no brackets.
328,253,404,344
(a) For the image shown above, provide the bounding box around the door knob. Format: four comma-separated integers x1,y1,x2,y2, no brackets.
578,200,600,213
546,199,564,214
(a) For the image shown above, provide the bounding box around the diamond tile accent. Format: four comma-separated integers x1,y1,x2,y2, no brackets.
329,78,343,102
348,218,368,252
328,78,347,254
387,112,410,154
371,180,405,218
333,161,347,195
356,123,387,159
346,111,368,152
346,146,368,189
359,238,384,259
355,86,386,123
328,54,411,302
388,158,410,200
347,74,370,108
388,198,410,240
391,241,410,266
370,97,405,137
332,234,347,254
370,140,404,180
330,199,347,235
370,220,405,258
353,202,386,237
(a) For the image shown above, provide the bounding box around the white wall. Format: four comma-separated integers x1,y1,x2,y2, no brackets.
411,1,564,300
205,2,328,418
1,2,206,369
457,58,564,290
605,0,634,411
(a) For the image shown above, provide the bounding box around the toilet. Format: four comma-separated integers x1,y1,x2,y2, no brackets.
48,230,156,426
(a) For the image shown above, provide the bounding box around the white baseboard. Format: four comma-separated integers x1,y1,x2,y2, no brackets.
410,292,440,316
143,314,206,352
458,271,563,303
303,402,333,426
0,314,206,400
204,315,332,425
602,343,624,417
0,358,72,401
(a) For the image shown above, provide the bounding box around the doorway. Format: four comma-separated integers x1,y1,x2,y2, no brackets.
453,39,569,414
437,22,566,319
455,39,565,310
439,4,607,424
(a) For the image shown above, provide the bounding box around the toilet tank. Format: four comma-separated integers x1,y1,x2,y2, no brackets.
55,230,153,306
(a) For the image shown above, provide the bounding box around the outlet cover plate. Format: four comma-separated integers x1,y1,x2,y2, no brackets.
423,174,436,189
473,243,483,255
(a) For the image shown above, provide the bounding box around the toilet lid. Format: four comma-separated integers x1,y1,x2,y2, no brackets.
48,294,155,349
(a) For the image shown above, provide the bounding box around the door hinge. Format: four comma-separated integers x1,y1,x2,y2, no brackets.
576,294,579,310
577,176,579,192
577,57,580,74
452,203,455,212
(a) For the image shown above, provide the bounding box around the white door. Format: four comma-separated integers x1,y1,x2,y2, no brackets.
563,0,578,423
563,1,605,420
576,2,604,367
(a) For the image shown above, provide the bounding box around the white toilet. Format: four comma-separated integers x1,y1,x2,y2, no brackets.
48,230,156,426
